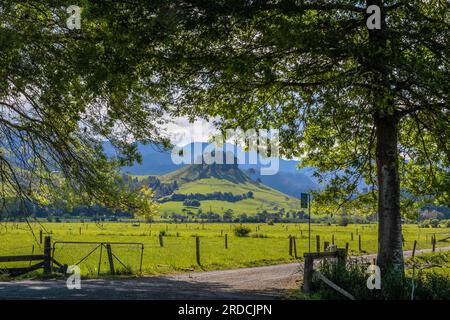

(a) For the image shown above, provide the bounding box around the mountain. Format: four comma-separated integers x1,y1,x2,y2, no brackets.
103,141,320,197
155,159,303,217
244,169,318,197
160,153,251,185
103,141,184,175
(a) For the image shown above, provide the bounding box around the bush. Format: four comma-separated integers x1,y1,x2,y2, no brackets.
419,221,430,228
337,217,349,227
430,219,440,228
183,199,201,207
419,219,440,228
234,226,251,237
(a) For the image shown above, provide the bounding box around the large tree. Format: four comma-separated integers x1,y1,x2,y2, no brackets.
86,0,449,278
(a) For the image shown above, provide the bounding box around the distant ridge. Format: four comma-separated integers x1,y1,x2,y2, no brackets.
161,153,252,185
103,141,320,197
156,157,303,216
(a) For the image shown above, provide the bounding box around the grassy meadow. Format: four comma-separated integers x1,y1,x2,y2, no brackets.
1,222,449,277
158,177,301,216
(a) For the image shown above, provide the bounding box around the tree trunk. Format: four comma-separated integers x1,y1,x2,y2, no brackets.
375,113,404,277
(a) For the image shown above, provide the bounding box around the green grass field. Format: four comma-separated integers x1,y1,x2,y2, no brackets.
159,177,301,216
1,222,449,277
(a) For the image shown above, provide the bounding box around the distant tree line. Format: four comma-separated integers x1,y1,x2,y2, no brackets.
160,191,254,203
418,205,450,220
164,208,306,223
0,198,133,221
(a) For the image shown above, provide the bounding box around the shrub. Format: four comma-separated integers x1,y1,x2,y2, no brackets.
234,226,251,237
419,219,439,228
419,221,430,228
430,219,440,228
337,217,349,227
183,199,201,207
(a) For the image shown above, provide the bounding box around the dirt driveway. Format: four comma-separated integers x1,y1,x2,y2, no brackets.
0,263,301,300
0,246,448,300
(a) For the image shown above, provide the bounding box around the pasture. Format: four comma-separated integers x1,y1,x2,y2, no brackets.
158,177,302,216
1,222,449,276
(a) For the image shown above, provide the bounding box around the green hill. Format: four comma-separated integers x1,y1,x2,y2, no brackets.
157,161,302,218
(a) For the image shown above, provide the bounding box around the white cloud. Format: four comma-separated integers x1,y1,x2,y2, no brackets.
164,117,219,146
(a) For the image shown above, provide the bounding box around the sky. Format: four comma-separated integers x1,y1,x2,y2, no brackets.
164,117,219,147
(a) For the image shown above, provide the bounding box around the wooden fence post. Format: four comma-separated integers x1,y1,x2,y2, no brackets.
316,235,320,252
97,244,103,276
29,245,35,267
43,236,51,274
289,236,293,256
358,235,362,252
105,243,115,275
332,234,335,245
432,236,436,253
303,254,314,294
39,230,43,244
351,232,353,241
196,237,201,266
345,242,349,253
159,233,164,247
225,234,228,249
412,240,417,258
324,241,329,251
293,237,298,258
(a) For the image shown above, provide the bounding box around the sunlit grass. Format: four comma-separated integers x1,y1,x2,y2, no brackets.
1,222,449,276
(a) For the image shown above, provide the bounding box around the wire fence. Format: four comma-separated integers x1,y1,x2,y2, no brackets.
1,222,449,276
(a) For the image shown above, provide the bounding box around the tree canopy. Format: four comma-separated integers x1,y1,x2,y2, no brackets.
0,0,168,214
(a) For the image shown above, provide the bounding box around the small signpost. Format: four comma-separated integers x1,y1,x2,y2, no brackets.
301,193,311,253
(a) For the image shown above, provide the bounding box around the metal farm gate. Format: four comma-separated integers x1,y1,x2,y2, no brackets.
52,241,144,275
